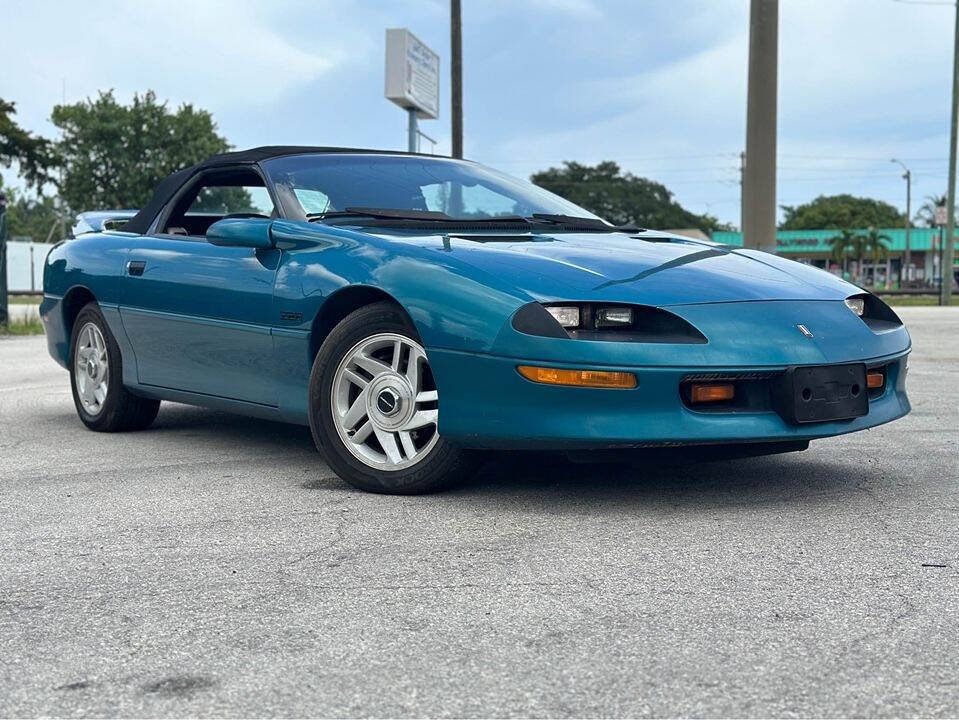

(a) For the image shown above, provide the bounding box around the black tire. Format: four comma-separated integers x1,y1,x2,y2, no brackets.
69,302,160,432
308,302,477,494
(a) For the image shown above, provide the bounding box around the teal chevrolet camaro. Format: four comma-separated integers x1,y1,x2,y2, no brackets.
41,146,911,493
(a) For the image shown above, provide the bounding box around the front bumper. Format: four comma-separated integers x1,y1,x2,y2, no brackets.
428,351,910,450
428,299,912,449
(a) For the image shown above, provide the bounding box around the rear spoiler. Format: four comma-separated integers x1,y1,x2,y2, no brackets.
71,210,139,237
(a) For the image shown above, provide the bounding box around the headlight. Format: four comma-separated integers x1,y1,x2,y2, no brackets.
844,297,865,316
545,305,581,328
595,306,633,327
511,302,708,344
844,294,903,332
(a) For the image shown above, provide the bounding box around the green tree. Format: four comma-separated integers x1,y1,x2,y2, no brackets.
50,90,248,211
1,187,65,242
0,99,54,191
780,194,904,230
530,161,724,232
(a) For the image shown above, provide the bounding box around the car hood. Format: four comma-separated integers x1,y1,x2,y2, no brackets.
378,230,862,305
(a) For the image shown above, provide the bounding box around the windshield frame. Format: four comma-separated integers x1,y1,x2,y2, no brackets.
259,152,605,227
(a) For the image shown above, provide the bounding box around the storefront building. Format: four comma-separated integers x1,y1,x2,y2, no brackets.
711,227,959,288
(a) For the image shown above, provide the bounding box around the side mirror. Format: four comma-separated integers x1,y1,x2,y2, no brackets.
206,217,274,249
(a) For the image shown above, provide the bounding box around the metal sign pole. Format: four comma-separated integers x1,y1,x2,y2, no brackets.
408,108,418,153
451,0,463,158
941,226,946,290
0,192,7,326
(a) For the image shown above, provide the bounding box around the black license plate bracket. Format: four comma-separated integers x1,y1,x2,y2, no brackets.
774,363,868,424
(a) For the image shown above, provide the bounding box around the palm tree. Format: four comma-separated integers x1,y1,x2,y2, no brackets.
860,228,892,288
828,228,891,286
828,229,859,279
915,194,950,228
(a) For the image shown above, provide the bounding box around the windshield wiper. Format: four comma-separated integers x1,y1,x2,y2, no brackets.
530,213,645,232
309,207,458,222
309,207,539,226
306,207,643,232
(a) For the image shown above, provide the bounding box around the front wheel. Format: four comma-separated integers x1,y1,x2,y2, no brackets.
309,302,476,494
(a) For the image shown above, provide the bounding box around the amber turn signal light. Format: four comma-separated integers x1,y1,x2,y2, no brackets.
689,383,735,403
866,371,885,389
517,365,637,389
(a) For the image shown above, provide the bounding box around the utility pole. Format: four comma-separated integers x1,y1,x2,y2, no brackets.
451,0,463,159
891,159,912,284
739,151,746,233
942,0,959,306
0,192,7,327
742,0,779,252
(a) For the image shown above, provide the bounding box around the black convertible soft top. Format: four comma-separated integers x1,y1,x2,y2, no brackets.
122,145,427,235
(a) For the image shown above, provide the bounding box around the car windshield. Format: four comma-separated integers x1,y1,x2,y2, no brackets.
260,153,604,224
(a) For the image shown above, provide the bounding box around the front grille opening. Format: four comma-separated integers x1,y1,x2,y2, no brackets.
679,373,782,414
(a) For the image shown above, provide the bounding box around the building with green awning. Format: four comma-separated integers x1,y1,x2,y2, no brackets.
712,227,959,288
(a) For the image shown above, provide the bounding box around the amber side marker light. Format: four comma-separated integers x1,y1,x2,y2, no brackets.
517,365,637,389
689,383,735,403
867,371,885,389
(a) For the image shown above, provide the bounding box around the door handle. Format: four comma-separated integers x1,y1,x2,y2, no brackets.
127,261,146,277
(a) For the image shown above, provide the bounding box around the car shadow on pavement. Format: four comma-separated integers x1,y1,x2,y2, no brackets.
143,404,881,505
149,404,315,451
449,448,880,509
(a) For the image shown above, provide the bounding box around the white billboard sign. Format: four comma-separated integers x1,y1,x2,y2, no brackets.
385,28,440,120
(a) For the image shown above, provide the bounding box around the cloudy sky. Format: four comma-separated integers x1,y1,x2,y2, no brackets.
2,0,955,226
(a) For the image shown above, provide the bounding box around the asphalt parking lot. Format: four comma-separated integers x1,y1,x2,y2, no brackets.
1,306,957,718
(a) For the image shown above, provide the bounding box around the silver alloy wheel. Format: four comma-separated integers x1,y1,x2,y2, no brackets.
331,332,440,470
74,321,109,416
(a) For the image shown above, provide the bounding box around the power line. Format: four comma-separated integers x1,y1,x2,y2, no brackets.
482,154,738,166
778,153,947,162
888,0,954,6
484,154,948,169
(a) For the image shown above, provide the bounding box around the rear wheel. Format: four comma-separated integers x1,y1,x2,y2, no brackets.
69,302,160,432
309,302,476,494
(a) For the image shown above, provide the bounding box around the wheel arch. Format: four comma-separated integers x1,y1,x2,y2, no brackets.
61,286,98,358
309,285,418,360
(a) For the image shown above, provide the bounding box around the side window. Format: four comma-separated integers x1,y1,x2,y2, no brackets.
189,186,274,216
162,171,277,237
